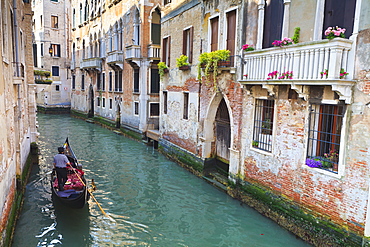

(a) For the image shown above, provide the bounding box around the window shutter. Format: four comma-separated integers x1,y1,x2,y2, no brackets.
210,17,219,51
182,30,186,56
189,26,193,63
167,36,171,67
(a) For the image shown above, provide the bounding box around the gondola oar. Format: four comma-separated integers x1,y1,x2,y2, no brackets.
71,168,115,222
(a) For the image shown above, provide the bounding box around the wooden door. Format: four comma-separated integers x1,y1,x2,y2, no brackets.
263,0,284,48
323,0,356,39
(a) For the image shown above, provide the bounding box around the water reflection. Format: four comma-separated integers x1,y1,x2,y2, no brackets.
13,114,311,247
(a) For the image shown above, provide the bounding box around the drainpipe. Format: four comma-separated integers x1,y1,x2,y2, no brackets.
13,0,22,177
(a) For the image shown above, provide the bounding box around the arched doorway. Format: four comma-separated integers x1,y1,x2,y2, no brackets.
88,84,94,118
116,102,121,128
215,98,231,162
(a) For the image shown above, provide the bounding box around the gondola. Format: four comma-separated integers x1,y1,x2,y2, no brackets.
51,138,89,209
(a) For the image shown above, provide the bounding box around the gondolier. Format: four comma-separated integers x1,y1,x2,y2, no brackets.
53,147,70,191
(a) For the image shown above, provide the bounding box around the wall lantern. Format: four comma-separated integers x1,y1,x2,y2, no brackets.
49,45,53,56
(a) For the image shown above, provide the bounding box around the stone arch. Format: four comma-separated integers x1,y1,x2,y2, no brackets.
202,92,234,160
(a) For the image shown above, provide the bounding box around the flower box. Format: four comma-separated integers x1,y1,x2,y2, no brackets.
179,65,190,71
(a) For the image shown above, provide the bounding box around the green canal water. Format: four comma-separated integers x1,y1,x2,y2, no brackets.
12,114,311,247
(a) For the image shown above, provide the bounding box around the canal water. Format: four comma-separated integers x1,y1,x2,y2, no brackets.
13,114,311,247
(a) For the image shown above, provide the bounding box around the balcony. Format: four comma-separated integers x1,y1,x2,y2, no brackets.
240,38,355,103
107,50,124,70
80,57,102,71
125,45,141,65
148,44,161,60
13,62,24,84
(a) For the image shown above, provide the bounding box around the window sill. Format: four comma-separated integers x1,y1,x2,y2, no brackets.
250,146,273,156
302,165,342,179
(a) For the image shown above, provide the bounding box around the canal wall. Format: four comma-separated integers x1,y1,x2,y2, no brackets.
1,143,38,247
71,109,144,141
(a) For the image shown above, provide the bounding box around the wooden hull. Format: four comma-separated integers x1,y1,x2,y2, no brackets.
51,175,89,209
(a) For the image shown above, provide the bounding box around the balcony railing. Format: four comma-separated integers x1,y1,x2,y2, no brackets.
80,57,102,71
107,50,124,70
242,38,353,81
148,44,161,60
13,62,25,78
125,45,141,60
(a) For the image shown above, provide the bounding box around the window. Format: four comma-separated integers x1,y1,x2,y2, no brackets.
116,70,122,92
33,44,37,67
81,74,85,90
109,98,113,109
150,69,160,94
226,10,236,66
163,91,168,114
102,72,105,91
97,72,101,90
72,75,76,89
150,103,160,117
51,44,61,57
109,72,113,91
134,68,139,93
97,97,100,106
210,16,219,51
252,99,274,152
41,43,44,56
51,15,58,28
182,27,193,63
134,102,139,115
72,9,76,28
55,85,60,91
183,92,189,120
162,36,171,66
164,0,171,4
102,98,106,108
52,66,59,76
307,104,345,174
151,9,161,45
51,0,58,2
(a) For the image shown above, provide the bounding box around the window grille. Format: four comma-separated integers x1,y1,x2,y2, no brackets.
307,104,345,173
183,92,189,120
252,99,274,152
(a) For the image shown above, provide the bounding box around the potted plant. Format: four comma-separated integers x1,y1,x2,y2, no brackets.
252,140,259,148
197,49,231,85
339,68,348,79
324,26,346,40
158,62,168,80
242,44,254,52
176,55,190,70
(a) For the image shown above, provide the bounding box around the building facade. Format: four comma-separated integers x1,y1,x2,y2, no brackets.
0,0,38,244
160,0,370,243
70,0,162,138
32,0,72,108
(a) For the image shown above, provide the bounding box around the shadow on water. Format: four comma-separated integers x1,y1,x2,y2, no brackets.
51,195,91,246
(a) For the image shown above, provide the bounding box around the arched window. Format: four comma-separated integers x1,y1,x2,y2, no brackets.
134,9,140,45
151,8,161,45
